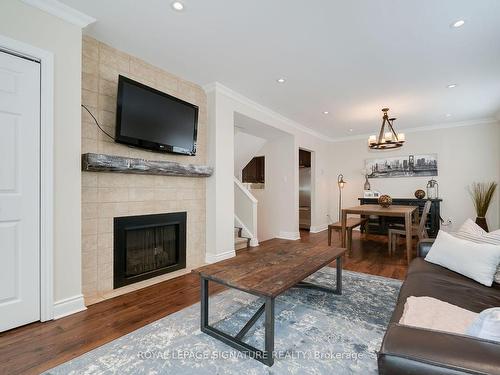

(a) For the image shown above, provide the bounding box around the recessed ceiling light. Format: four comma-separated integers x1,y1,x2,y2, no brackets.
323,111,329,115
446,113,452,117
349,128,353,132
276,78,286,83
171,1,184,11
447,83,458,88
451,19,465,28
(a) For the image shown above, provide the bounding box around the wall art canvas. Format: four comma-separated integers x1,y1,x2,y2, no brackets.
365,154,438,178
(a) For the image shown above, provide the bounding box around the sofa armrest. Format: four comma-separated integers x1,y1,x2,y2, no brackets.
417,239,435,258
378,323,500,375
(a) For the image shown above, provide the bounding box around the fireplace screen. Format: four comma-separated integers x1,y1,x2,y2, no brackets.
114,212,186,288
125,225,178,277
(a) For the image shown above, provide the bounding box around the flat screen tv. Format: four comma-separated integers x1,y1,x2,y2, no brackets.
115,75,198,155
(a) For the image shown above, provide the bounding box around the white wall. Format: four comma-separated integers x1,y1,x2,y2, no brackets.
234,130,267,180
205,83,334,246
251,134,297,241
330,121,500,231
295,132,332,233
0,0,83,311
206,88,236,262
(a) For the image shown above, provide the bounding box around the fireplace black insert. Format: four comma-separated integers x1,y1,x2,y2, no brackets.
114,212,186,289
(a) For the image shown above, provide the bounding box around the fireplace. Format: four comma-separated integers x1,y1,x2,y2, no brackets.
114,212,186,289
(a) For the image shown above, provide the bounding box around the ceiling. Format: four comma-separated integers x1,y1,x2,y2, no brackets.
61,0,500,138
234,112,291,141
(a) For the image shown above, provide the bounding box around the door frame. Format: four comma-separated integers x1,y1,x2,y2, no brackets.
0,35,54,321
298,147,315,232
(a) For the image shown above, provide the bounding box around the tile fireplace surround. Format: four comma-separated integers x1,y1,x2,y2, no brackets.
81,36,207,305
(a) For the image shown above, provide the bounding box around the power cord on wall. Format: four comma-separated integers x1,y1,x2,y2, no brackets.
81,104,115,141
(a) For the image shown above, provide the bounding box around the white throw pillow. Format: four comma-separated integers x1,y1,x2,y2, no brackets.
466,307,500,342
425,230,500,287
455,218,500,244
453,219,500,283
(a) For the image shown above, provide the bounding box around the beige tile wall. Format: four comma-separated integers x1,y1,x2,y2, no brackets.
81,36,207,305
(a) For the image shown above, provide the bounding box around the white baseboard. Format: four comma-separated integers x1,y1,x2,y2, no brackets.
310,224,328,233
205,249,236,264
53,294,87,319
277,231,301,240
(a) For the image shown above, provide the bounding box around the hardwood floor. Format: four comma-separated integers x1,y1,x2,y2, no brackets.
0,229,408,374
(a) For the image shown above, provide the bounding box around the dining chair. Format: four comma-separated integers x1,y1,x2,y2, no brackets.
388,200,432,255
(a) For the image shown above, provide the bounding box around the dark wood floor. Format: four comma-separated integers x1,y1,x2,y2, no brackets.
0,230,409,375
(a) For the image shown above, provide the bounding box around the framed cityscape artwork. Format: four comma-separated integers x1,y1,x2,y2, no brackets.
365,154,438,178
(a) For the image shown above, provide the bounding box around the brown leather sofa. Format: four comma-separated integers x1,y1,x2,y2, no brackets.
378,239,500,375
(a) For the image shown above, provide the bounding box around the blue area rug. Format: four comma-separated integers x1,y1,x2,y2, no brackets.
45,269,401,374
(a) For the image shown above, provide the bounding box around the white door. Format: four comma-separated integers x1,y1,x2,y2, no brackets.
0,50,40,331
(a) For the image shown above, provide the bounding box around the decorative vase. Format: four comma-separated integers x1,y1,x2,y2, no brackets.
364,175,371,190
414,189,425,199
475,217,489,232
378,194,392,208
426,179,439,199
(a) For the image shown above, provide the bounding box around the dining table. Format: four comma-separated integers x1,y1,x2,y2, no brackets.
341,204,418,264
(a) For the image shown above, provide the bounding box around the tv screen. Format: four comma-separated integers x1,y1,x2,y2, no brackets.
115,75,198,155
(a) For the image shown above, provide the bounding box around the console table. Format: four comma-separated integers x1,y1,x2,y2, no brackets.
358,198,442,237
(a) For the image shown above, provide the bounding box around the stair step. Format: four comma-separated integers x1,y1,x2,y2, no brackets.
234,226,250,250
234,236,248,250
235,236,247,244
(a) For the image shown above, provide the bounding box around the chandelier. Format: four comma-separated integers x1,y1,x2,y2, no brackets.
368,108,405,150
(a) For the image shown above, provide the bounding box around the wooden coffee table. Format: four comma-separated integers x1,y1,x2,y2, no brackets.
192,245,346,366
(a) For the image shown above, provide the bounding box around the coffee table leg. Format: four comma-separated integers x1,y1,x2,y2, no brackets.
199,276,275,366
200,276,209,331
264,297,275,366
293,256,343,295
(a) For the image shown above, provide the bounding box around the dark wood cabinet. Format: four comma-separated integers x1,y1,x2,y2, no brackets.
299,149,311,168
358,198,442,237
242,156,265,183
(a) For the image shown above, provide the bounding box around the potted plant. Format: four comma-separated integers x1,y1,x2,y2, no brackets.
469,182,497,232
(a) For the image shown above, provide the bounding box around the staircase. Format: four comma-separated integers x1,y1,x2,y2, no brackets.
233,129,261,250
234,227,250,251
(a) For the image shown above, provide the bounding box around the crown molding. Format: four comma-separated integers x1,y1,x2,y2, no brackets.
21,0,96,28
204,83,499,144
330,117,499,143
203,82,336,142
202,82,219,93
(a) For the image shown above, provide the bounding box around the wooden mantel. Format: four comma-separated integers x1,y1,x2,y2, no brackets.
82,153,213,177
